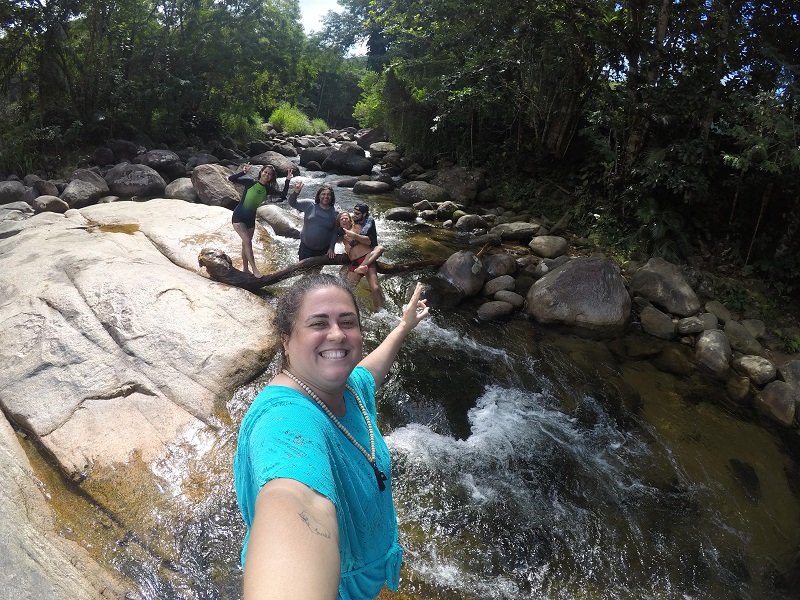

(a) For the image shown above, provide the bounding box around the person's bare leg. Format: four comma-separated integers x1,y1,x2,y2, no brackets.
345,270,363,288
354,245,384,275
233,222,262,277
241,240,250,272
365,265,383,309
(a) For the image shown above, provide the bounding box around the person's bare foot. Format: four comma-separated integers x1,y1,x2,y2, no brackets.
354,264,369,275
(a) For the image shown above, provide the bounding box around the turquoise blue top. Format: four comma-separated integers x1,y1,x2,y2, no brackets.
233,366,402,600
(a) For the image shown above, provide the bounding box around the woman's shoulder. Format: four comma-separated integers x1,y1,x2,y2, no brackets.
348,366,376,394
245,385,324,425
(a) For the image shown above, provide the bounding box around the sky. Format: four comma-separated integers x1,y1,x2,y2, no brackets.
297,0,340,33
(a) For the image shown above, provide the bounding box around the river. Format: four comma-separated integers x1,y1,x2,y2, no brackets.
32,168,800,598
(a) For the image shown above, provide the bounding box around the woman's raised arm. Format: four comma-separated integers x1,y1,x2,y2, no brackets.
359,282,429,387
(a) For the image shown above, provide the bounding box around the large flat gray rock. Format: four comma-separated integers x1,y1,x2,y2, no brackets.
525,257,631,335
0,198,277,481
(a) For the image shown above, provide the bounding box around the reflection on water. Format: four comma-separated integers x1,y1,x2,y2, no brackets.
31,164,800,599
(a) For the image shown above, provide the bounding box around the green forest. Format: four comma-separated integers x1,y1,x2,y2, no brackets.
1,0,799,295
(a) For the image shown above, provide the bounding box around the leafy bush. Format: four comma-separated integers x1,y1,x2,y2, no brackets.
630,197,692,263
221,113,265,143
353,71,386,129
0,103,65,175
150,109,186,144
714,280,753,313
268,103,315,135
311,118,329,134
773,329,800,354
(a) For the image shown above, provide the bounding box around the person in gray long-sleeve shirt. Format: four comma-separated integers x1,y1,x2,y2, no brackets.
288,183,339,271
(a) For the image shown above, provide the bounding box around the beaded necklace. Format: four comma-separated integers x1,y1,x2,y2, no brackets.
281,369,387,492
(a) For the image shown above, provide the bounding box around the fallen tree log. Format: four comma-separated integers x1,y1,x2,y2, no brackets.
198,248,446,292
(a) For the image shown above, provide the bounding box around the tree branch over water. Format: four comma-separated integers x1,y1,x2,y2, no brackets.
198,248,446,292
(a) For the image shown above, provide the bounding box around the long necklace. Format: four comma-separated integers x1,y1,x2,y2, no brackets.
281,369,388,492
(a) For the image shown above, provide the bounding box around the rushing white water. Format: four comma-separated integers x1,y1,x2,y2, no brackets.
384,377,774,598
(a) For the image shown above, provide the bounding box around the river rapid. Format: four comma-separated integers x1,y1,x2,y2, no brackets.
29,169,800,599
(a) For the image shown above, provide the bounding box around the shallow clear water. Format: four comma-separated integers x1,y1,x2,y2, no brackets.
32,164,800,599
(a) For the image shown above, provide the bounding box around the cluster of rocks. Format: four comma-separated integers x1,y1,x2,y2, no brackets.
0,124,486,219
406,221,800,431
322,173,800,437
0,119,508,241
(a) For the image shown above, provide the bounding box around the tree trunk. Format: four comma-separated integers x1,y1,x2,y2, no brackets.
198,249,446,292
745,181,773,265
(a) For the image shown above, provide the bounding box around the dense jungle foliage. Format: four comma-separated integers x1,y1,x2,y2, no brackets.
1,0,799,296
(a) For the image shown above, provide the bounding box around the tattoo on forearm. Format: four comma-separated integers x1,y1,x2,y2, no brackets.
298,511,331,538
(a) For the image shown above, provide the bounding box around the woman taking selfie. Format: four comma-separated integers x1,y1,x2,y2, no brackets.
234,274,429,599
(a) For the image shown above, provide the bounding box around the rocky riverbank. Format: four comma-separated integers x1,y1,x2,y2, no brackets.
1,125,799,595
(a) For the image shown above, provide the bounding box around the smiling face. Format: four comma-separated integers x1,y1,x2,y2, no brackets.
318,187,333,208
258,165,275,184
281,286,363,394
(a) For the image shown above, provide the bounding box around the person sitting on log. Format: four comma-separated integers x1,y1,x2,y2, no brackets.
337,210,384,310
350,203,384,276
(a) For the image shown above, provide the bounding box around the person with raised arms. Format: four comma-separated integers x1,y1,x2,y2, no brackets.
228,163,293,277
288,182,339,273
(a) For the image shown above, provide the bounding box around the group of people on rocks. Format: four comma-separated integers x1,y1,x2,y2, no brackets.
228,162,384,309
229,162,427,599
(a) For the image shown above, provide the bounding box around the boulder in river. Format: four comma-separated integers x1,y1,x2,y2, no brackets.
629,257,701,317
104,163,167,198
525,257,631,336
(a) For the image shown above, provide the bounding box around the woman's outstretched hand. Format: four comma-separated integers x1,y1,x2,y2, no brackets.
359,281,430,386
400,282,429,331
293,181,304,193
